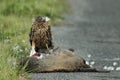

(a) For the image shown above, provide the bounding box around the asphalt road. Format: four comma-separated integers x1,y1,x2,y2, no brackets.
31,0,120,80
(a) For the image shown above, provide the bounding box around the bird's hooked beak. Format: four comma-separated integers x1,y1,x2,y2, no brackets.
42,16,50,22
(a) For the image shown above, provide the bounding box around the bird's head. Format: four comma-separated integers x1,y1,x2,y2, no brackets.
35,16,50,23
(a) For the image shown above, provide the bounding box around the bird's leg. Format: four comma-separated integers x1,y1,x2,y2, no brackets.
46,44,50,54
30,40,36,56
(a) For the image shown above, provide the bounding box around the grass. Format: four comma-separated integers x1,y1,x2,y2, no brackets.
0,0,68,80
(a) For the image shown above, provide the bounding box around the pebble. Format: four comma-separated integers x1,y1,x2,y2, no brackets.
103,66,115,71
116,67,120,71
86,61,89,65
87,54,91,58
90,61,95,65
103,66,108,70
107,66,114,71
113,62,118,66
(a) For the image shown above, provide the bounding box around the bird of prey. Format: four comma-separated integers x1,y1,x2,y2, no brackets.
29,16,54,58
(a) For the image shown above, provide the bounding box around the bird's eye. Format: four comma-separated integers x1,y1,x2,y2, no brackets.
35,16,43,22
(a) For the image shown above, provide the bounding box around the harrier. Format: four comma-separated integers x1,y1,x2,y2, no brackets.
29,16,54,57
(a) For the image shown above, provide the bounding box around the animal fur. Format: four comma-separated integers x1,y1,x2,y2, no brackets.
19,49,97,73
24,16,109,73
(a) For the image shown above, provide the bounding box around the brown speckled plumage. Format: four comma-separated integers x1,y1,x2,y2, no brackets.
29,16,53,53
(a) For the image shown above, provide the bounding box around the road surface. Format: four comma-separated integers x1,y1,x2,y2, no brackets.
31,0,120,80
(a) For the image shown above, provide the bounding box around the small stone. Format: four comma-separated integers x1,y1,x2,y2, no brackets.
103,66,108,70
90,61,95,65
116,67,120,71
87,54,91,58
86,61,89,65
113,62,118,66
107,66,114,71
